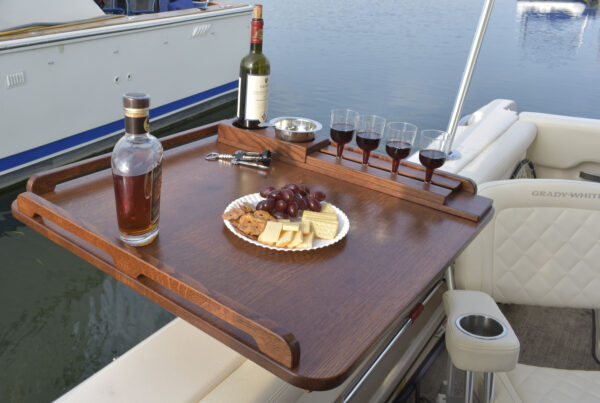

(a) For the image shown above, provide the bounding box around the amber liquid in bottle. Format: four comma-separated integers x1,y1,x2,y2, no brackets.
112,93,163,246
113,164,162,237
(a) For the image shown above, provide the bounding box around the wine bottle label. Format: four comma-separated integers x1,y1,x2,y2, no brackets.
251,19,263,44
244,74,269,122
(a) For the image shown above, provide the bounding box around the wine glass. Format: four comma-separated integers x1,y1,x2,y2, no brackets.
356,114,386,166
384,121,418,174
418,130,451,183
330,109,359,159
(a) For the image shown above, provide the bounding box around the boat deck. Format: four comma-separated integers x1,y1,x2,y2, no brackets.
0,2,246,42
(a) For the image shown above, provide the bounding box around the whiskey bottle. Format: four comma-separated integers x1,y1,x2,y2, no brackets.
111,93,163,246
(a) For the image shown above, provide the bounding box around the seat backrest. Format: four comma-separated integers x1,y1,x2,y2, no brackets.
455,179,600,309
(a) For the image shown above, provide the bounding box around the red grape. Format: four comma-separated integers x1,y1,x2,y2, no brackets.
307,198,321,212
275,199,288,211
263,197,275,211
281,188,295,202
287,201,299,217
298,185,309,196
259,186,276,198
312,190,326,201
295,194,308,210
256,200,267,211
269,190,283,200
285,183,300,193
272,210,289,220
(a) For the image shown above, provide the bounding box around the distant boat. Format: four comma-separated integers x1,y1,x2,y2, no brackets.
0,0,251,188
516,0,587,18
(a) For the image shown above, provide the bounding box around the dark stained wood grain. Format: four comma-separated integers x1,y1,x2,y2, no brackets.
13,126,493,390
325,143,463,190
306,150,490,222
16,191,300,369
217,119,330,163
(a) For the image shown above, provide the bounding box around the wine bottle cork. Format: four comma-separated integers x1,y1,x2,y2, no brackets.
253,4,262,19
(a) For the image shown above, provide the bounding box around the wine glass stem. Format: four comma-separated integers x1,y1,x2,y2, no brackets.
362,151,371,165
336,143,345,158
425,168,434,183
392,158,400,173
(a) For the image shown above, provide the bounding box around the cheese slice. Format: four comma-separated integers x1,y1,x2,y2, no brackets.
302,210,338,222
300,221,311,235
276,230,294,247
282,222,300,232
288,230,304,248
309,220,338,240
258,221,282,245
297,231,314,249
277,219,290,223
321,203,337,215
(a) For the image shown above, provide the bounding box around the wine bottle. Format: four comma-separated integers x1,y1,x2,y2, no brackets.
235,4,270,129
111,93,163,246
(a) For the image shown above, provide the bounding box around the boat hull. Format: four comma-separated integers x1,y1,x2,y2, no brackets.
0,7,252,188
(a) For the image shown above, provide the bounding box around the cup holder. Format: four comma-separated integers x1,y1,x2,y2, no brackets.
456,314,507,339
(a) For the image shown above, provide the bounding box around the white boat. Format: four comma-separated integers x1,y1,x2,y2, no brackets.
0,0,251,188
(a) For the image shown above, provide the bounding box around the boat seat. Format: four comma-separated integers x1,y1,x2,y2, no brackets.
519,112,600,180
452,179,600,402
56,318,304,402
456,120,536,185
494,364,600,403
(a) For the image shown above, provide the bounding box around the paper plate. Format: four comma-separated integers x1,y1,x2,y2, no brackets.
223,193,349,251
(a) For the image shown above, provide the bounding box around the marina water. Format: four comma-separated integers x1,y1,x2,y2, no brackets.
1,0,599,401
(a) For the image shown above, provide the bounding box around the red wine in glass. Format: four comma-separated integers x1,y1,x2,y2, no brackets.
386,140,411,173
330,123,355,158
356,131,381,165
419,149,446,183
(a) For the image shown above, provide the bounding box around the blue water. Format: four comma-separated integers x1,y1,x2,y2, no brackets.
1,1,598,401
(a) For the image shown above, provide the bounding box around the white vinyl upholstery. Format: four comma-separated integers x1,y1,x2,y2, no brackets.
443,290,519,373
201,360,303,402
495,364,600,403
455,179,600,309
57,318,304,403
520,112,600,170
457,120,536,185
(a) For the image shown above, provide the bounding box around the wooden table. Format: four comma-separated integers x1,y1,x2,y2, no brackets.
12,121,492,391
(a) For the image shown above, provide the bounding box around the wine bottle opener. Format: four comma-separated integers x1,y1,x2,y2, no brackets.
205,150,273,168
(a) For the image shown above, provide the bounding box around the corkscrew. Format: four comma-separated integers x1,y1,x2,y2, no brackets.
205,150,272,168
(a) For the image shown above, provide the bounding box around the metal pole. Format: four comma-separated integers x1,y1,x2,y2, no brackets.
446,0,495,160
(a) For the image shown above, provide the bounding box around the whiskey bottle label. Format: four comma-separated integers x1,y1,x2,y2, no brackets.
244,74,269,122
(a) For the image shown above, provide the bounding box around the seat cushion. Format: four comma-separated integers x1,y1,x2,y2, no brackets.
57,318,247,403
495,364,600,403
200,359,304,402
457,120,536,184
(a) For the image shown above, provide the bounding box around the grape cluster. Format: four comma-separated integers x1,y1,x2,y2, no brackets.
256,183,326,219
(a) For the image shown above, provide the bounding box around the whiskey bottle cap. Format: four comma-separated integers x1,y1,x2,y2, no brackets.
123,93,150,109
253,4,262,19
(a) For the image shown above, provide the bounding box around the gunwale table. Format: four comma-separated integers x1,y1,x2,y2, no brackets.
12,120,492,391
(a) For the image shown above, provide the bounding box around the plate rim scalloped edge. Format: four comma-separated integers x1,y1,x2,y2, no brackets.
223,193,349,252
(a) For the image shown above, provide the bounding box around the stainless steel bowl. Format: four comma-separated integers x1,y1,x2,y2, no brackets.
269,117,322,142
